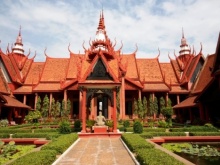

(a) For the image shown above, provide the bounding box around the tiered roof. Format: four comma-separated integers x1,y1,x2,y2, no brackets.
0,11,204,96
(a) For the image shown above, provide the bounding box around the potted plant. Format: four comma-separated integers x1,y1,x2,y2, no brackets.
86,119,95,133
105,120,114,132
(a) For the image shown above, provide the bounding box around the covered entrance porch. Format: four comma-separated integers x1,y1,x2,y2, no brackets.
78,84,121,137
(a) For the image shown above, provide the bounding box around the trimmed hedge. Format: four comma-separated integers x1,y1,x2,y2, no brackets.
122,133,154,152
122,133,184,165
140,132,186,139
122,127,166,132
0,129,31,134
11,133,60,140
190,132,220,136
170,126,219,132
135,148,184,165
9,150,57,165
41,133,78,154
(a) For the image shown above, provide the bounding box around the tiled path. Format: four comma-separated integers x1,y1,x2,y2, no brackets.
53,137,137,165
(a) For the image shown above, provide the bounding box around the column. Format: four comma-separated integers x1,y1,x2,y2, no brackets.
121,77,125,119
23,94,27,104
81,88,86,133
138,90,141,99
79,91,82,119
113,88,117,133
49,93,53,117
176,94,180,104
34,93,38,110
64,90,67,109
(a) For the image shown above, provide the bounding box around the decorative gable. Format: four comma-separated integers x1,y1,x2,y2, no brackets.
87,58,113,80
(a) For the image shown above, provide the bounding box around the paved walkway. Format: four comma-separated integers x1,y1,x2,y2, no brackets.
53,137,137,165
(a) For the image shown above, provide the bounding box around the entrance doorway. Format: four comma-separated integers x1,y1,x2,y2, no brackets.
96,95,108,119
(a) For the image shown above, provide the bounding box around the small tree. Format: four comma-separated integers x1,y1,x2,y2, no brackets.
50,98,56,118
36,96,41,111
61,99,71,119
133,97,147,121
42,94,49,118
161,98,173,127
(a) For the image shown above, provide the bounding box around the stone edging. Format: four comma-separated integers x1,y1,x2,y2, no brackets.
120,138,140,165
51,138,80,165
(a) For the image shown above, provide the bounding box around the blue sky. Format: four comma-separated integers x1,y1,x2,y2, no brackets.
0,0,219,62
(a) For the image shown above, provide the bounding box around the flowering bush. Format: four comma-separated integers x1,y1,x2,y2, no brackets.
24,110,42,123
0,119,9,127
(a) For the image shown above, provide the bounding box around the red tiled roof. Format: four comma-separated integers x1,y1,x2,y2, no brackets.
170,59,181,80
1,94,31,109
170,86,189,94
173,96,198,109
121,54,138,79
143,83,169,92
41,58,69,82
33,83,61,92
0,68,10,94
24,62,44,84
21,59,33,79
192,54,215,94
137,58,163,82
0,53,18,82
160,63,179,84
13,86,33,94
108,58,119,78
66,54,81,79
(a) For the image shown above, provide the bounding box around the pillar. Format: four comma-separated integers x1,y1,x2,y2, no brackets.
81,87,86,133
79,90,82,119
34,93,38,110
138,90,141,99
64,90,67,109
23,94,27,104
49,93,53,117
113,88,117,133
176,94,180,104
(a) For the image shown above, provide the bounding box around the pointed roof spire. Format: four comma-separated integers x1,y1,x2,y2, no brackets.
12,26,24,55
98,11,105,30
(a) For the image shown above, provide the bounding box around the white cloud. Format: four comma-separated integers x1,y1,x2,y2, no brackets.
0,0,219,63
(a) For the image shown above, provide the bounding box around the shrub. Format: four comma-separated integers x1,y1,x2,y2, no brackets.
74,120,81,128
9,150,57,165
58,120,72,134
121,134,154,152
0,119,9,127
41,133,78,154
123,120,130,128
170,126,219,132
135,148,184,165
133,120,143,133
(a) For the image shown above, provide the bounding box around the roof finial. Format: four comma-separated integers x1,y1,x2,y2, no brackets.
19,25,21,36
182,27,184,39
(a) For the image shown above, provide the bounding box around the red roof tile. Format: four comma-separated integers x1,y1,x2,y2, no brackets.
121,54,138,79
143,83,169,92
0,68,10,94
24,62,44,84
66,54,81,79
13,86,33,94
170,86,189,94
160,63,179,84
173,96,197,109
0,53,18,82
192,54,215,94
1,94,31,109
41,58,69,82
137,58,163,82
33,83,61,92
